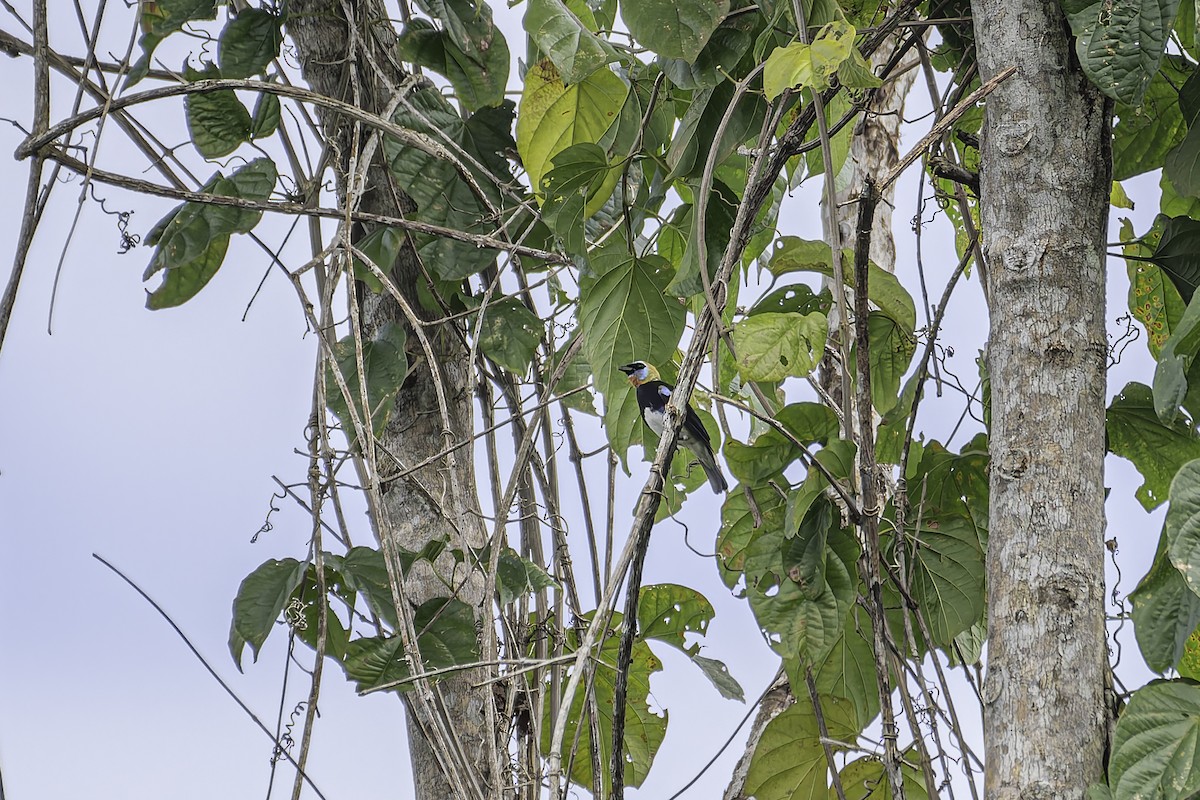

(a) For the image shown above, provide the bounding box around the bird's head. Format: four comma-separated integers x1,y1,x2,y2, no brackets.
618,361,659,387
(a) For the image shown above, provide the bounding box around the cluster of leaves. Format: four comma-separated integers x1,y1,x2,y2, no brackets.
1100,3,1200,798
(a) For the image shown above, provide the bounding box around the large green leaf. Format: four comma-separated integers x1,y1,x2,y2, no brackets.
1107,382,1200,509
517,59,629,197
490,546,559,605
1166,459,1200,599
539,614,666,792
638,583,746,700
475,297,544,375
184,64,252,158
732,312,828,382
661,11,759,89
385,89,514,279
397,17,509,111
1152,215,1200,303
902,513,985,646
670,180,739,297
524,0,619,84
718,484,789,588
806,603,879,730
763,19,856,99
579,242,686,457
1125,217,1188,356
342,598,479,693
1131,529,1200,672
229,558,307,669
664,80,766,182
1153,293,1200,423
143,158,277,309
835,751,931,800
1061,0,1181,105
767,236,916,331
742,694,860,800
724,402,839,486
746,514,857,664
217,7,283,79
339,546,399,629
326,323,410,439
619,0,730,60
1109,680,1200,800
860,312,916,415
539,142,618,250
1113,56,1192,180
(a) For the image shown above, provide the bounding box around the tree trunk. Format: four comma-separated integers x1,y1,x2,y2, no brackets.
286,4,496,799
971,1,1112,797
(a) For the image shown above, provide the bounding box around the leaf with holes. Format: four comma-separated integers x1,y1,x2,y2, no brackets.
733,311,828,382
619,0,730,60
1061,0,1181,105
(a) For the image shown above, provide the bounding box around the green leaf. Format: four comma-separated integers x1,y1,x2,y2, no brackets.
637,585,745,699
902,513,986,646
129,0,217,86
751,283,833,317
524,0,619,84
290,563,351,662
1153,293,1200,423
339,546,399,629
1152,215,1200,303
143,158,277,309
352,226,405,293
619,0,730,60
1166,460,1200,600
517,59,629,200
385,89,514,278
250,91,280,139
1109,680,1200,800
732,312,828,382
1107,382,1200,509
218,7,283,79
782,496,834,600
747,512,857,664
725,402,838,486
492,547,559,605
579,242,686,457
1131,529,1200,672
837,46,883,89
718,484,789,587
548,330,596,414
476,297,544,375
1127,215,1187,356
1113,55,1193,180
539,614,666,792
396,18,510,111
767,236,916,331
229,558,307,669
326,323,411,439
1167,124,1200,200
185,65,252,159
660,11,759,89
668,180,739,297
664,80,767,182
763,19,856,99
691,655,746,701
539,142,618,249
807,603,880,730
742,694,859,800
342,597,479,693
836,751,931,800
861,312,916,415
1061,0,1181,105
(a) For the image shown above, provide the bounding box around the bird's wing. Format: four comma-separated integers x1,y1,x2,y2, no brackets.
683,404,714,449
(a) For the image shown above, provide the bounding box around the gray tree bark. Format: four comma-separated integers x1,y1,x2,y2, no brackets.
286,3,497,799
971,1,1112,798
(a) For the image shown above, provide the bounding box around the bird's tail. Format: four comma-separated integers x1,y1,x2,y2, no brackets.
690,443,728,494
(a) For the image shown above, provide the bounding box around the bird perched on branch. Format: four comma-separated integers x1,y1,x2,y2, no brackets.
618,361,728,494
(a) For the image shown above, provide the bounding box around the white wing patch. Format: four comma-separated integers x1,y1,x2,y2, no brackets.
658,385,672,398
